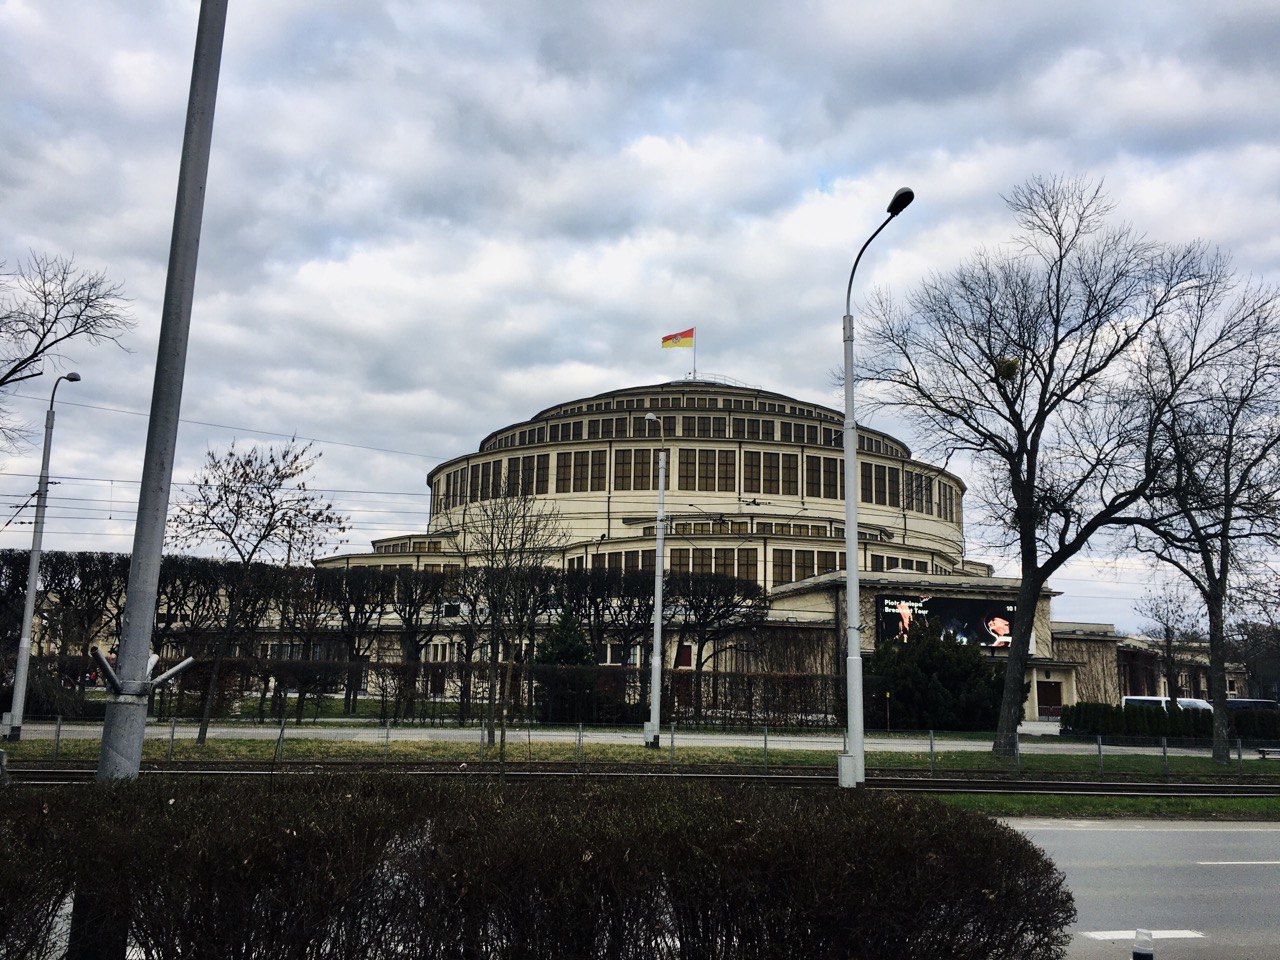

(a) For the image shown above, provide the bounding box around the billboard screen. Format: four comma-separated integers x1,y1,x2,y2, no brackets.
876,594,1027,650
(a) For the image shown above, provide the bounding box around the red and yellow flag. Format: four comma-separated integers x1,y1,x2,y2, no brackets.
661,327,694,348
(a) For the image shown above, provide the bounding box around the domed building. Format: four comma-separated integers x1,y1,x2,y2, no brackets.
320,377,1098,720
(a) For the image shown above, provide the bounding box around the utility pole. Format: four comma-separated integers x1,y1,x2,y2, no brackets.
96,0,228,780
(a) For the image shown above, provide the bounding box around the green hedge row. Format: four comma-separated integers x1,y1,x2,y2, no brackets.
1061,702,1280,740
0,777,1075,960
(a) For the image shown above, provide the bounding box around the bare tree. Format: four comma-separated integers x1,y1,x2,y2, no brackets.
0,253,132,451
273,565,342,723
167,440,348,741
388,567,454,720
601,570,655,675
1135,580,1205,707
461,484,567,745
665,572,769,720
167,440,347,566
1128,277,1280,759
318,565,394,714
862,175,1216,754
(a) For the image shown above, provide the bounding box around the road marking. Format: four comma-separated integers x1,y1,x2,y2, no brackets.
1197,860,1280,865
1083,930,1204,941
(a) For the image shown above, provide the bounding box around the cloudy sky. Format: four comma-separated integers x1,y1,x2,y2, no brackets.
3,0,1279,631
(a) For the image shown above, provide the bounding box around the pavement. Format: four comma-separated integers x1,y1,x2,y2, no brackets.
1013,818,1280,959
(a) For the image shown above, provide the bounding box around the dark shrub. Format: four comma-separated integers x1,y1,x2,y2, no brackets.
865,618,1005,731
0,776,1074,960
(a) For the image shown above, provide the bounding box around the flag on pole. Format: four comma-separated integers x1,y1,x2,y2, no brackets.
661,327,695,348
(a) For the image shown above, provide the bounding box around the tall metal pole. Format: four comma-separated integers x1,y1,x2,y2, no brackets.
643,413,666,748
838,187,914,789
6,373,79,741
96,0,229,781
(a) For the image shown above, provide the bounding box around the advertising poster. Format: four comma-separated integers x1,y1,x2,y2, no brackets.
876,594,1030,651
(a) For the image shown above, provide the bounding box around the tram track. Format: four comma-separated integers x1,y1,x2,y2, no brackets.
8,760,1280,797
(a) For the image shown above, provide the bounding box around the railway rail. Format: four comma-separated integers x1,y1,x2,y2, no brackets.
8,760,1280,797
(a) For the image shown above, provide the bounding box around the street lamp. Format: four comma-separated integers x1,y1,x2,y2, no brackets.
839,186,914,788
643,412,667,748
6,371,81,741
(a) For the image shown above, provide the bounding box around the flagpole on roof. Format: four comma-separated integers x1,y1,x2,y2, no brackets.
693,326,697,380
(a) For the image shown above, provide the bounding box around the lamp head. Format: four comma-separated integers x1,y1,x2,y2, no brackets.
64,372,82,382
887,187,915,217
645,413,658,422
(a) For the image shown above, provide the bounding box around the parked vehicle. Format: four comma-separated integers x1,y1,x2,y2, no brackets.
1121,696,1212,711
1224,698,1280,711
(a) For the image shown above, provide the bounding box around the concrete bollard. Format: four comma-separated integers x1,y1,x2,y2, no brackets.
1133,928,1154,959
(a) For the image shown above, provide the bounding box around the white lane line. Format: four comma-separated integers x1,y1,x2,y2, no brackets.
1197,860,1280,865
1083,930,1204,941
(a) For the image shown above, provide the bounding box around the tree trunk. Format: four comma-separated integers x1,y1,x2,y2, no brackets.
992,577,1040,757
1206,595,1231,763
498,660,511,777
195,642,226,746
1164,626,1180,702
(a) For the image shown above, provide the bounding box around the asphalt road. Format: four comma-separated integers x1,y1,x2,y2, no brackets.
1012,819,1280,959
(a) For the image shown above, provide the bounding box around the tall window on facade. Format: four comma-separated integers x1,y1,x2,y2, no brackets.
823,457,839,499
938,483,956,521
556,453,572,493
773,549,793,585
535,454,549,494
506,458,521,496
572,451,589,492
678,449,697,490
615,450,632,491
479,462,491,500
697,450,716,491
521,456,535,495
590,450,606,491
693,548,713,574
717,450,736,492
633,449,651,490
715,547,735,574
806,455,821,498
763,452,780,494
795,550,815,581
782,454,799,496
737,548,758,583
817,550,837,575
670,548,691,573
744,451,762,493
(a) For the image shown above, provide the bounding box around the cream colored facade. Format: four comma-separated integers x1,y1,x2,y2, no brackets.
330,378,984,585
319,378,1109,719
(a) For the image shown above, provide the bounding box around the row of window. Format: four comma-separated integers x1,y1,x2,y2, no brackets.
375,539,444,555
861,463,959,520
482,405,915,455
491,393,838,446
436,449,959,522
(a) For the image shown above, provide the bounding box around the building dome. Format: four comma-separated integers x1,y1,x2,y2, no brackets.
418,378,968,589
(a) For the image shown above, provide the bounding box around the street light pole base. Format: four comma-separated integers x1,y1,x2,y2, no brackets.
838,752,865,789
642,721,660,749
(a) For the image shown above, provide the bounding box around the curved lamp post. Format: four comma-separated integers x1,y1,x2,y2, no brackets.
643,413,667,748
839,187,914,788
6,372,81,741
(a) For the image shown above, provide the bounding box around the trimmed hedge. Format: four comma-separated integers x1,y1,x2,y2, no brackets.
0,777,1075,960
